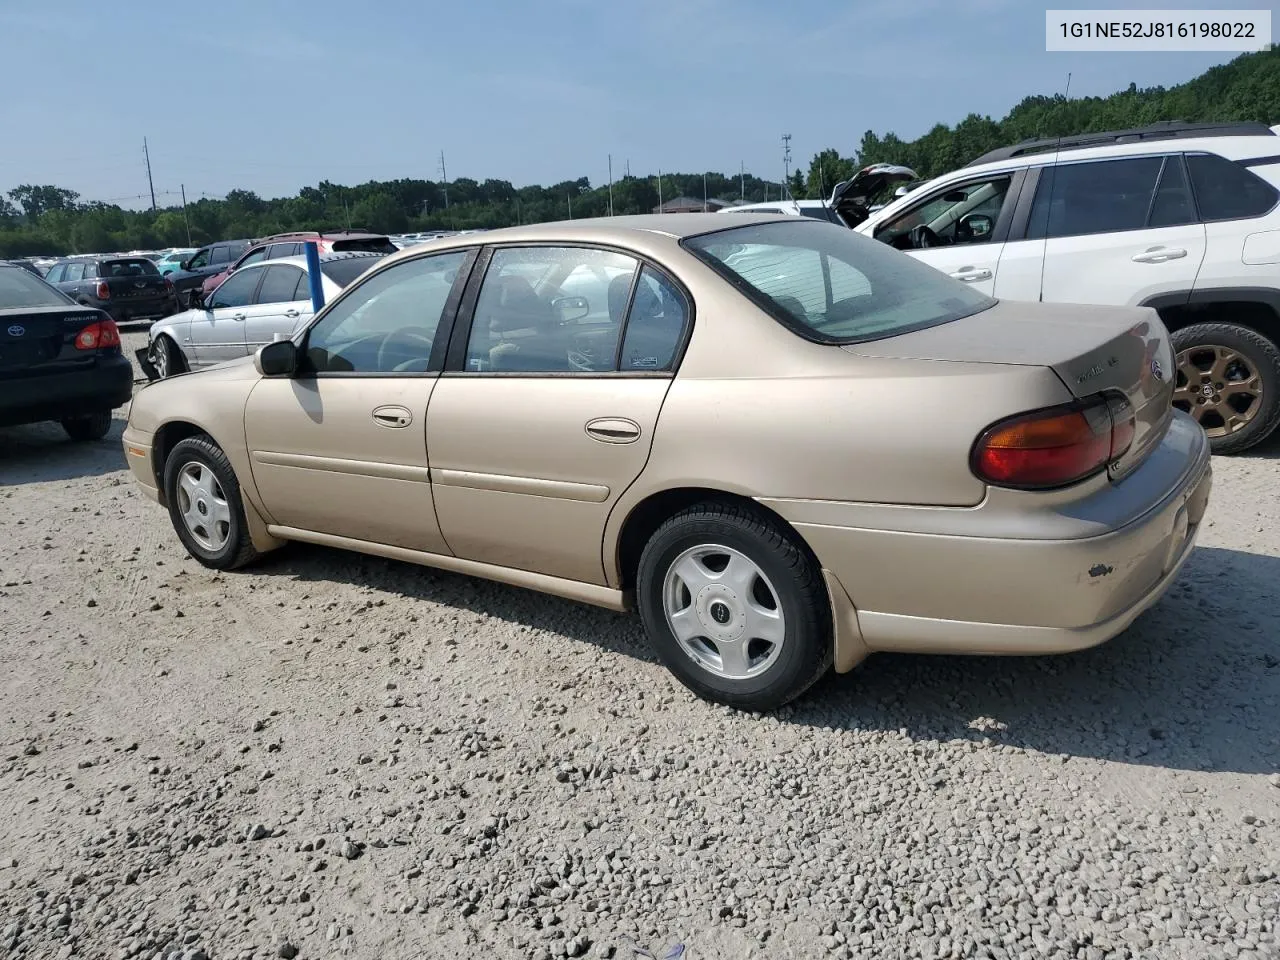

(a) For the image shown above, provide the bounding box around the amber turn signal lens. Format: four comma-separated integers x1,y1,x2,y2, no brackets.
973,398,1116,489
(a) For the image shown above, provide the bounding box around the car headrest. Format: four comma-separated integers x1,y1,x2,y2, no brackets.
608,272,633,324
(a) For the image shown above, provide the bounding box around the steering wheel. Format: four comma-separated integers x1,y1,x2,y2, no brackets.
376,327,434,372
909,224,940,249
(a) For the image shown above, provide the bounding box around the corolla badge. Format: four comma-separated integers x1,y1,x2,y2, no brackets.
6,324,24,337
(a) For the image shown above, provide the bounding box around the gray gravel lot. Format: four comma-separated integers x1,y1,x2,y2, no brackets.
0,327,1276,960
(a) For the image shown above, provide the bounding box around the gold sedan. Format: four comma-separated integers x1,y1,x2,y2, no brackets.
123,214,1212,710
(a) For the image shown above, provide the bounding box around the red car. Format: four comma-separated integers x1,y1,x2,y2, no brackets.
199,230,398,297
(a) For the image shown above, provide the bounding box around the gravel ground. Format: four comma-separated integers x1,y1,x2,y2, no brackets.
0,328,1277,960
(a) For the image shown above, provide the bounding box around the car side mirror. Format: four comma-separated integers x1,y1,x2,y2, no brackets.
552,295,590,323
254,339,298,377
960,213,993,238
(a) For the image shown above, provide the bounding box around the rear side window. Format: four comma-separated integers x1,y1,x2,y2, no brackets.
63,263,86,282
1028,157,1164,239
0,266,72,309
1148,156,1196,228
255,265,305,304
685,220,993,344
210,246,233,265
45,264,66,283
267,242,301,259
1187,153,1279,221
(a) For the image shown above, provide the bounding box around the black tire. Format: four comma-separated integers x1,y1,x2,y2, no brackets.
152,335,186,378
636,500,832,711
1171,322,1280,455
162,435,260,570
60,410,112,441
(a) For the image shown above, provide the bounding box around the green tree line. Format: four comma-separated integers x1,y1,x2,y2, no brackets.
3,47,1277,258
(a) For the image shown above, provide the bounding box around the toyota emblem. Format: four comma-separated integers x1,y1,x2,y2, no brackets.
6,324,24,337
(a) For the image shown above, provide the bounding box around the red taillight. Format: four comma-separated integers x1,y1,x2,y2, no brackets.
95,280,111,299
163,276,174,291
74,320,122,351
972,394,1136,489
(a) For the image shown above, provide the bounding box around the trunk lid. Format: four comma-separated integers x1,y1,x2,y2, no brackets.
845,300,1176,480
831,164,919,228
0,305,107,375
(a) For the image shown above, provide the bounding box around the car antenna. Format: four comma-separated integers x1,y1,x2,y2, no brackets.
1036,71,1071,302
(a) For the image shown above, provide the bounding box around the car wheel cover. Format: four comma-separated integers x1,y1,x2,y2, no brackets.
661,543,785,681
176,461,231,552
1172,344,1263,438
154,341,169,378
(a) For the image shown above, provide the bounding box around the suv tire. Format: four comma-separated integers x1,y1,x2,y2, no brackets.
1171,322,1280,454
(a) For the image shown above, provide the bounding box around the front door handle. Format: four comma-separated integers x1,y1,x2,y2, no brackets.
948,267,993,282
372,405,413,429
1131,246,1187,264
284,309,300,318
585,417,642,443
231,312,246,321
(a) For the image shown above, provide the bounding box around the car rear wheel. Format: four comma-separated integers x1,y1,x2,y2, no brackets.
163,436,260,570
152,335,186,378
1171,322,1280,454
636,500,832,711
61,410,112,442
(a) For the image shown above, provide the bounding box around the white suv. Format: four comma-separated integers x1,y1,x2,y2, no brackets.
853,121,1280,454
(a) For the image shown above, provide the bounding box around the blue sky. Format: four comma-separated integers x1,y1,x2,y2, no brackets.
0,0,1264,207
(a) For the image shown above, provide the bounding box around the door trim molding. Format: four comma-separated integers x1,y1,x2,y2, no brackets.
431,467,610,503
266,525,629,611
252,450,431,483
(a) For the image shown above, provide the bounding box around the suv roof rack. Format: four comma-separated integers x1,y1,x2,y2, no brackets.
965,120,1276,167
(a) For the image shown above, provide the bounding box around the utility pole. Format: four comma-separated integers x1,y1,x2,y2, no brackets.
607,154,614,216
740,161,745,200
143,137,157,211
782,133,792,200
625,158,630,177
567,191,573,219
657,169,662,213
438,151,449,209
179,184,191,245
702,173,707,212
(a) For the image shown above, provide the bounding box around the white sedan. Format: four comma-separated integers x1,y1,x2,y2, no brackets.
139,251,386,378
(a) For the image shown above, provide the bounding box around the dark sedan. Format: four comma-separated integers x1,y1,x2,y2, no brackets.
0,263,133,440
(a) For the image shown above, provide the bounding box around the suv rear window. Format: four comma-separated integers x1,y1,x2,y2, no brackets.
320,256,387,288
100,258,160,277
1187,153,1279,221
0,266,72,309
684,220,994,344
332,237,398,254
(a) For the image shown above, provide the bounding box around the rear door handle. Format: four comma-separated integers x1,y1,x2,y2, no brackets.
232,312,246,321
948,267,992,282
284,309,300,318
1132,247,1187,264
585,417,642,443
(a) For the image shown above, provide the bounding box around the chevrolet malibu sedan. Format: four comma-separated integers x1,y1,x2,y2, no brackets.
121,213,1212,710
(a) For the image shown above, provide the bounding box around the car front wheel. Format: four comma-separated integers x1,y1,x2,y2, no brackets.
152,335,186,378
163,435,260,570
636,500,832,711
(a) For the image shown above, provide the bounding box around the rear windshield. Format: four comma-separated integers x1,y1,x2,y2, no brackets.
0,265,73,309
320,256,387,288
99,258,160,277
683,220,994,344
332,237,398,254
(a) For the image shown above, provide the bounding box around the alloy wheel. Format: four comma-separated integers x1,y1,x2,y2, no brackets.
661,544,785,681
1172,344,1262,438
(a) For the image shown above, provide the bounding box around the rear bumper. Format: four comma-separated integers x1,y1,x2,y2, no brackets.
0,354,134,427
771,412,1212,661
106,295,178,324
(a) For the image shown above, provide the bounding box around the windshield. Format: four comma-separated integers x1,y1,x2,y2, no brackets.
683,220,994,344
0,265,73,309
